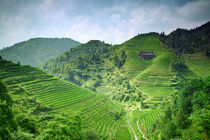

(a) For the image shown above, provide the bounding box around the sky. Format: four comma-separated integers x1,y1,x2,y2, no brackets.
0,0,210,48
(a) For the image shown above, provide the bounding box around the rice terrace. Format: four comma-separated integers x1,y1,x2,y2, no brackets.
0,0,210,140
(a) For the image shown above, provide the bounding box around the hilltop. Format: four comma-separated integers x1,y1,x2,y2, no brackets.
160,21,210,54
0,37,81,66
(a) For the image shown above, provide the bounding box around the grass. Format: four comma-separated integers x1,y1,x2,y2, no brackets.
133,51,175,98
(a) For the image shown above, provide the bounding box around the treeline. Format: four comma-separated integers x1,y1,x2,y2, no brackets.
148,22,210,139
149,76,210,140
160,21,210,55
148,53,210,139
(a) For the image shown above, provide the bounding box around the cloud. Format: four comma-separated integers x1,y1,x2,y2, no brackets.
178,0,210,21
65,18,105,43
0,0,209,48
110,14,121,21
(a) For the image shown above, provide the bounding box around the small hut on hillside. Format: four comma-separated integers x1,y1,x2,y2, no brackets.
139,51,156,60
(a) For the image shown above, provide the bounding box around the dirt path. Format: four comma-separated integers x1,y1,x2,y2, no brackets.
110,58,149,140
136,106,149,140
127,112,138,140
137,119,148,140
138,105,141,112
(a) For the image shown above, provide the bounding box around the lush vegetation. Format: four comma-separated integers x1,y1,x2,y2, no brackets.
122,33,176,108
39,33,175,107
39,40,138,103
0,80,82,140
1,22,210,140
184,53,210,78
0,38,81,66
160,21,210,54
0,57,129,139
149,77,210,140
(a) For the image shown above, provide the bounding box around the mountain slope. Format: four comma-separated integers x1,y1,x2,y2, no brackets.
2,22,210,140
39,22,210,107
120,33,176,106
0,37,81,66
38,35,175,140
149,77,210,140
160,21,210,79
0,57,128,139
39,34,175,107
39,40,136,102
160,21,210,54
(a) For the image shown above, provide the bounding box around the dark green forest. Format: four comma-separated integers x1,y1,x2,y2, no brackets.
149,76,210,140
160,21,210,54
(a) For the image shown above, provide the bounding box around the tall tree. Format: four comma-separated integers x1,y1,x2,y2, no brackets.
0,81,17,139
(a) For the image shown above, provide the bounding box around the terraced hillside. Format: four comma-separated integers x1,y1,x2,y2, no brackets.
120,33,167,78
37,33,196,140
0,58,131,139
115,33,176,108
40,34,175,107
37,29,210,140
123,107,160,140
39,40,139,103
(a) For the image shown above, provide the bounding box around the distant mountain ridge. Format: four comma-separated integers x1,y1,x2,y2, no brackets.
0,37,81,66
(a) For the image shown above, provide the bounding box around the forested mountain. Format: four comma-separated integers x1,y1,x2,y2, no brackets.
0,38,81,66
160,21,210,54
